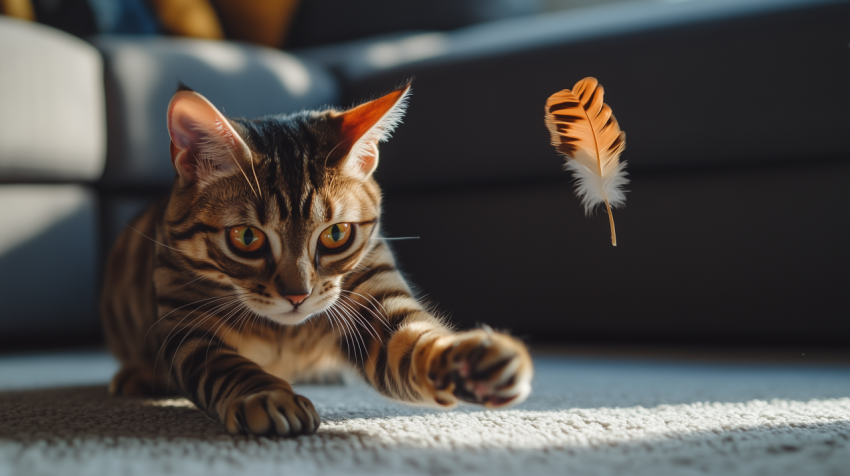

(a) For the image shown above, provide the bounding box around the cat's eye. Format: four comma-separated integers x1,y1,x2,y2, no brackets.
319,223,352,250
228,226,266,253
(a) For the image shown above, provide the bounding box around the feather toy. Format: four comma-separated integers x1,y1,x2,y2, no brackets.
544,77,628,246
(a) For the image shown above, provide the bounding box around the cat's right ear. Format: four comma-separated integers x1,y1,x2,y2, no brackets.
166,90,252,183
328,82,411,180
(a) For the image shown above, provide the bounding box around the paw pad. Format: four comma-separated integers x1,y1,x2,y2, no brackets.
425,330,532,408
225,390,320,436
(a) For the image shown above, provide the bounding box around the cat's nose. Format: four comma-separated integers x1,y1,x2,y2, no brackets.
284,293,310,306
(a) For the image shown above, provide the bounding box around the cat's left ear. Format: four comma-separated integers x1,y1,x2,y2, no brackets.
166,89,253,184
330,82,411,179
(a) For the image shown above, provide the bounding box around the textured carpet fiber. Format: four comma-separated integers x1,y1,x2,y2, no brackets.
1,352,849,476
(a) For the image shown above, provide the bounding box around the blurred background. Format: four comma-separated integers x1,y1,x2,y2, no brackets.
0,0,848,358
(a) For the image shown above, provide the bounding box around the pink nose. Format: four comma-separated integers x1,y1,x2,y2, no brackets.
284,293,310,306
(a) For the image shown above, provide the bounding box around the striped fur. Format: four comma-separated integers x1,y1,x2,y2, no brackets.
101,85,533,436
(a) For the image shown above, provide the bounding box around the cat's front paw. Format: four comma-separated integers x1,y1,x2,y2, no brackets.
224,390,320,436
424,328,532,408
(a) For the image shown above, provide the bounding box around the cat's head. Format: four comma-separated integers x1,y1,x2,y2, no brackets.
161,83,410,325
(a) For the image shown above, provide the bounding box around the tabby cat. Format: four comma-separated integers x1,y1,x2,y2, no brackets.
101,83,533,436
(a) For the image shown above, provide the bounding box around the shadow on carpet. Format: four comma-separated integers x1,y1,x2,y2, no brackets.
1,380,849,476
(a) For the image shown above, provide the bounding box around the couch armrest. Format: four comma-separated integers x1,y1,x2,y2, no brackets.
0,17,105,182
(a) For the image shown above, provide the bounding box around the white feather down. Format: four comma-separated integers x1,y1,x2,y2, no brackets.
564,159,629,215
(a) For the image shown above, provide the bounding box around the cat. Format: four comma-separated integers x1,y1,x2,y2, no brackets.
100,82,533,436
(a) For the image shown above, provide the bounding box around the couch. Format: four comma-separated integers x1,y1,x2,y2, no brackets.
1,0,848,351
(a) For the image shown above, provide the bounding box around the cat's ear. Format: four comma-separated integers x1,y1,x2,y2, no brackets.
330,82,411,179
166,89,252,183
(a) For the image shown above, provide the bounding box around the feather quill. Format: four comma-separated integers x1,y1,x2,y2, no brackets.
545,77,628,246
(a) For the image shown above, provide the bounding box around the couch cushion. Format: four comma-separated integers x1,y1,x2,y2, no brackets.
298,0,850,189
0,185,100,343
92,36,340,188
0,17,105,182
380,159,850,343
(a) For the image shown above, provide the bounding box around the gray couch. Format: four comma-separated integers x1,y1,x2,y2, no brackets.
1,0,848,350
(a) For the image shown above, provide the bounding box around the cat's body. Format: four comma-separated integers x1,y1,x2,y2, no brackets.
101,84,532,436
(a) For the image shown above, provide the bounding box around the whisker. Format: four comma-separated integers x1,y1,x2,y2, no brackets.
247,307,262,335
125,223,187,254
145,293,240,342
208,298,247,344
339,292,391,331
323,139,348,168
235,306,254,351
165,300,244,382
170,275,205,290
229,304,255,343
249,156,262,198
374,237,420,241
166,298,243,376
332,302,371,364
228,307,255,353
321,308,340,337
351,263,371,273
335,297,372,337
152,293,247,370
354,290,393,326
224,146,259,199
327,305,354,359
325,310,353,364
329,304,363,365
339,289,393,331
205,302,249,366
151,292,249,344
339,294,384,341
156,295,246,385
336,295,382,343
322,309,338,337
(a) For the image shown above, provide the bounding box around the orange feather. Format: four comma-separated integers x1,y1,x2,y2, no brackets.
545,77,628,246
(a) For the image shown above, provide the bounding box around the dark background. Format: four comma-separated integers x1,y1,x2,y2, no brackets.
1,0,848,354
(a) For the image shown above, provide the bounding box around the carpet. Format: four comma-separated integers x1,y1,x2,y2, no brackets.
1,351,849,476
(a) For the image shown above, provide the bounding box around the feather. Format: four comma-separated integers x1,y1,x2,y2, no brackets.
544,77,628,246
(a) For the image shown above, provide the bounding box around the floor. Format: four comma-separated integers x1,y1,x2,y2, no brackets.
1,348,849,475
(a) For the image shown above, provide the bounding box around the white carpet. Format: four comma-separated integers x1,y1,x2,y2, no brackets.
1,351,849,476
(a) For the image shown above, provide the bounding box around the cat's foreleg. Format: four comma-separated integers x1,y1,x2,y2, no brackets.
159,322,320,436
110,362,171,397
342,271,533,408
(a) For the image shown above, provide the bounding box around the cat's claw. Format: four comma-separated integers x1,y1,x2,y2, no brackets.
425,329,533,408
224,390,319,436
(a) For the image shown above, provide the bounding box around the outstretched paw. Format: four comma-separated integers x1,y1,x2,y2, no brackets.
424,327,532,408
225,390,320,436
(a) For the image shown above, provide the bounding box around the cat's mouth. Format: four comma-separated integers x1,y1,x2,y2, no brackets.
270,304,332,327
272,310,310,326
241,296,316,326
